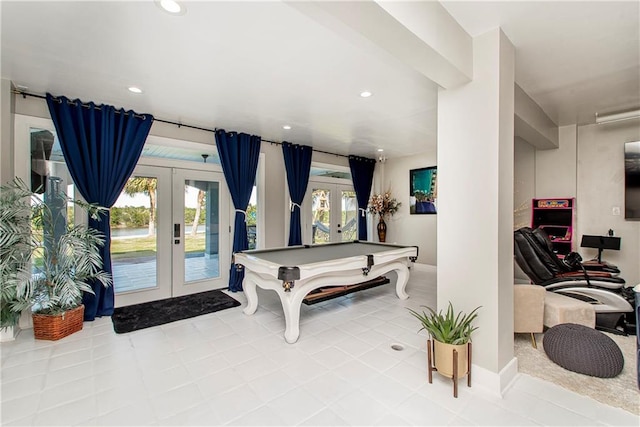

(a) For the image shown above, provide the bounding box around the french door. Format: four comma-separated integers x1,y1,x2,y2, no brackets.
303,180,357,244
113,165,230,307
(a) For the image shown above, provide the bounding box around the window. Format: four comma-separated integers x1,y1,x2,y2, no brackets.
27,127,78,273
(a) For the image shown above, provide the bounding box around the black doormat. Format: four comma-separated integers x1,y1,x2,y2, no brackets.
112,290,240,333
302,276,390,305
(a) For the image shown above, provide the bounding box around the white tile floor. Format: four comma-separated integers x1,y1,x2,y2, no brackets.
1,268,638,426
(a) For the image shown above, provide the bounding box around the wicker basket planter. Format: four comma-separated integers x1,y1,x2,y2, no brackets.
32,305,84,340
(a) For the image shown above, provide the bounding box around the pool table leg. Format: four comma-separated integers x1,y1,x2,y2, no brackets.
276,290,306,344
242,272,259,316
395,263,410,300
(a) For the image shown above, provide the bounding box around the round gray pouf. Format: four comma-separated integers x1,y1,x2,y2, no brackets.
543,323,624,378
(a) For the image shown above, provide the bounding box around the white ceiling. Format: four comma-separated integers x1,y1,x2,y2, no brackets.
442,1,640,127
1,1,638,159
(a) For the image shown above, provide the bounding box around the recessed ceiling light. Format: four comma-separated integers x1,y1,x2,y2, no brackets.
360,91,373,98
283,125,292,130
128,86,143,94
156,0,186,15
377,148,384,152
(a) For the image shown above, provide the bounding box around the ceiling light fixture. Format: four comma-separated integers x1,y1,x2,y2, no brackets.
128,86,143,94
377,148,384,152
360,91,373,98
156,0,186,15
595,109,640,125
283,125,292,130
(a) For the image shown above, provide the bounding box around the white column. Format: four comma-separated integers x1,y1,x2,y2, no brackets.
437,29,516,395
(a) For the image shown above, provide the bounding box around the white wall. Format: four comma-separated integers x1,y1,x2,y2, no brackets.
261,142,287,248
535,124,577,199
514,137,536,281
1,79,15,183
514,137,535,228
576,122,640,286
380,150,437,265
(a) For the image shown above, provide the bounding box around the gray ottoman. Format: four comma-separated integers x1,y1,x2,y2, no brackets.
543,323,624,378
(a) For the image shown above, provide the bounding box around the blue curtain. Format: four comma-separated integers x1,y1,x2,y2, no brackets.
46,93,153,320
348,156,376,240
215,130,261,292
282,142,312,246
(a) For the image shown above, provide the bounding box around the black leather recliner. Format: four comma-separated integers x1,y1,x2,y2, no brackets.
514,227,635,334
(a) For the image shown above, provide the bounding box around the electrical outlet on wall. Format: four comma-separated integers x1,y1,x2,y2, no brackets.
612,206,621,216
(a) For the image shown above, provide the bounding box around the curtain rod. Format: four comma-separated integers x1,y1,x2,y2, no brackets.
13,89,351,159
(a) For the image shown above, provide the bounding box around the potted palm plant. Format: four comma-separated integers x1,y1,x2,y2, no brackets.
408,302,480,396
0,179,33,340
0,177,112,340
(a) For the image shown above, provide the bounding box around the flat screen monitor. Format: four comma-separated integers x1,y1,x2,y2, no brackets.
625,141,640,219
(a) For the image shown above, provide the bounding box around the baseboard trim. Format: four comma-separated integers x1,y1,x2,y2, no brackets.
471,357,519,397
412,263,436,273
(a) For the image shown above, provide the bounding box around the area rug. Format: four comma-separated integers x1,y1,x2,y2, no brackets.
111,290,240,333
515,331,639,415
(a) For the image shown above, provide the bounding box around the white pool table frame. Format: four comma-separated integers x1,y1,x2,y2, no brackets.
234,243,418,343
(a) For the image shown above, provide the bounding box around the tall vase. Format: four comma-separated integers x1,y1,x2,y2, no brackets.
377,217,387,242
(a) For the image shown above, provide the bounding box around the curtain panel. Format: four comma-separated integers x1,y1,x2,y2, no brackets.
46,93,153,320
348,156,376,241
215,130,261,292
282,142,313,246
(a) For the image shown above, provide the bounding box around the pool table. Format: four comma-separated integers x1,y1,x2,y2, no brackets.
233,241,418,343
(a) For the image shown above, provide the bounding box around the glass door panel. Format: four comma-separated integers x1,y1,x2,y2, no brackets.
247,185,257,250
182,179,219,283
111,176,159,293
340,187,358,242
173,169,229,296
113,166,172,307
311,187,331,244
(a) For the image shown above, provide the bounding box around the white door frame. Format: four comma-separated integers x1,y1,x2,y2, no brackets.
171,168,230,297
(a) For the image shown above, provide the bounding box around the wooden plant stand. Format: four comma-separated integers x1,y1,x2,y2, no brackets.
427,339,472,398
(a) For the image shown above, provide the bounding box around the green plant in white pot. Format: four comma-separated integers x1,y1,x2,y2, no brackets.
408,302,480,385
0,178,112,340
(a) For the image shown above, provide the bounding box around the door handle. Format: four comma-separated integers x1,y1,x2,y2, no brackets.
174,223,181,244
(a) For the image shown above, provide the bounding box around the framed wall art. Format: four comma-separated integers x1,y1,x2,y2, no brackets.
410,166,437,214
